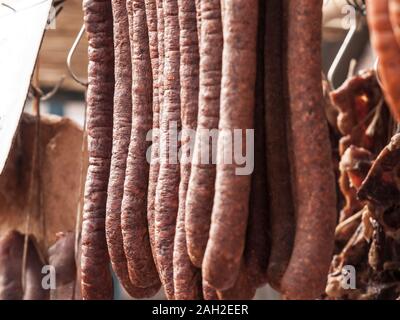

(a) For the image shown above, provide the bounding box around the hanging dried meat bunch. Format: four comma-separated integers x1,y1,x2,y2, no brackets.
359,135,400,238
330,70,391,229
326,63,400,298
81,0,337,300
327,135,400,299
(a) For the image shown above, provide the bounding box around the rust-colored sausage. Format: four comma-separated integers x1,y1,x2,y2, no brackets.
203,0,259,290
281,0,337,300
148,0,163,275
264,0,295,291
185,0,223,268
145,0,160,267
367,0,400,122
81,0,114,300
244,0,269,289
121,0,160,292
147,0,164,273
173,0,202,300
155,0,181,300
106,0,144,297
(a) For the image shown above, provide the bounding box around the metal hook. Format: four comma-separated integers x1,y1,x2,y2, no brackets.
327,15,369,89
41,75,66,101
67,24,88,87
28,75,66,101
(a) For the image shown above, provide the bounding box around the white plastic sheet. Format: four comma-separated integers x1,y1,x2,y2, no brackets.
0,0,53,173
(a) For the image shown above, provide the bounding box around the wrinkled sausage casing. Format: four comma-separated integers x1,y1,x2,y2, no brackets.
281,0,337,300
81,0,115,300
173,0,202,300
203,0,259,291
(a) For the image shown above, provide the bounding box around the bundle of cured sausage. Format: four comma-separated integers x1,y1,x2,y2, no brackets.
81,0,338,300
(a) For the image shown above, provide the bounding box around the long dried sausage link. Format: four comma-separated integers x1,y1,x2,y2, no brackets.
281,0,337,300
264,0,295,291
203,0,259,290
155,0,181,300
147,0,164,273
185,0,223,268
121,0,160,292
106,0,147,297
173,0,202,300
145,0,160,263
81,0,115,300
244,0,270,289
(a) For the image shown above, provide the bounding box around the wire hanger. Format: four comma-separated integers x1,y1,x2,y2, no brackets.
328,0,369,89
345,1,382,92
28,75,66,101
67,24,88,87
